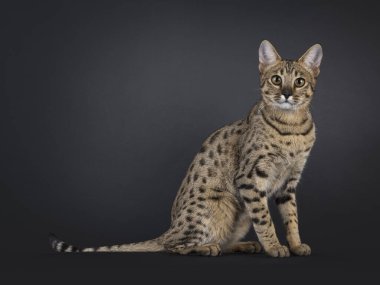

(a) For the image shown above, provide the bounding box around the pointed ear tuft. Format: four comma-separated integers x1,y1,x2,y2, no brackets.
259,40,281,71
299,44,323,76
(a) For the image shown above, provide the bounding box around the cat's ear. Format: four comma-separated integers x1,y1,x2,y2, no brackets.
298,44,323,76
259,40,281,72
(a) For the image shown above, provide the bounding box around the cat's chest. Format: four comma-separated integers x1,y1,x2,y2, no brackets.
269,136,310,164
269,136,313,191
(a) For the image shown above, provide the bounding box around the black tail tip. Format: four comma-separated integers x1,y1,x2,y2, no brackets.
49,233,61,251
49,233,80,252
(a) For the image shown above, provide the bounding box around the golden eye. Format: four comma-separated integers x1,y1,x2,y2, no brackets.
271,75,282,86
294,77,305,87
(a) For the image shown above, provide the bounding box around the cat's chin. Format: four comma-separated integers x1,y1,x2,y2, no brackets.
273,102,297,111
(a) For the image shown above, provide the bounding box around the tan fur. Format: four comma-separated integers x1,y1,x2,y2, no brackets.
51,40,322,257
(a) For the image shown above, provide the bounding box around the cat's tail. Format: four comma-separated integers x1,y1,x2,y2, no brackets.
49,233,165,253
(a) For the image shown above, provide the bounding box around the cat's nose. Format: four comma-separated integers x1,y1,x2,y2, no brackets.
282,89,292,99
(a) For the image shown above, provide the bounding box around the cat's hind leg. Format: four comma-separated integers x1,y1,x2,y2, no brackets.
222,212,262,254
168,243,222,256
223,241,262,254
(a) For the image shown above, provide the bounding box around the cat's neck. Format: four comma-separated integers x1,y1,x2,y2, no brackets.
260,101,311,125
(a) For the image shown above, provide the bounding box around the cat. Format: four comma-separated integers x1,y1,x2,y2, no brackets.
50,40,322,257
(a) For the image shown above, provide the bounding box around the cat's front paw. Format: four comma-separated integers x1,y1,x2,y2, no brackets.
290,243,311,256
265,245,290,258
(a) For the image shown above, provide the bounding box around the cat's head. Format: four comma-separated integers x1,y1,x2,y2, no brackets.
258,40,323,111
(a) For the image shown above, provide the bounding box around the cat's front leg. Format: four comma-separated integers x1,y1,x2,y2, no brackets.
275,167,311,256
235,159,289,258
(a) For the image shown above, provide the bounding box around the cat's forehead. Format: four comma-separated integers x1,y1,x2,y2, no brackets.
268,60,312,79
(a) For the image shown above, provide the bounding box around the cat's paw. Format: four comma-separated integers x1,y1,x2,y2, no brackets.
265,245,290,257
290,243,311,256
228,241,262,253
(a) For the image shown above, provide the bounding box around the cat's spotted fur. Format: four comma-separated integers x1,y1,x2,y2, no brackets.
50,40,323,257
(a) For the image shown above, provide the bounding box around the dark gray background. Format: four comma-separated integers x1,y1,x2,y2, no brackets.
1,0,380,282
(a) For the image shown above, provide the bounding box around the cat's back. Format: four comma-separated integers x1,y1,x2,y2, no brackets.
170,117,250,220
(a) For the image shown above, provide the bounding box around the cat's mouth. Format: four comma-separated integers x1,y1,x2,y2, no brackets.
274,95,298,110
280,102,294,109
274,101,297,110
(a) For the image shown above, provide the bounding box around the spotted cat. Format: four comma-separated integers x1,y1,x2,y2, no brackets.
50,40,323,257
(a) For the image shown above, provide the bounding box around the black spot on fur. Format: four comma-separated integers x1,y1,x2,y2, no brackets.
209,130,221,144
210,196,221,201
287,188,296,193
255,168,268,178
217,144,222,155
212,187,223,193
259,191,266,197
275,195,292,204
238,184,254,190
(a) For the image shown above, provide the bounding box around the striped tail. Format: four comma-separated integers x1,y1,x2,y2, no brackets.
49,233,165,253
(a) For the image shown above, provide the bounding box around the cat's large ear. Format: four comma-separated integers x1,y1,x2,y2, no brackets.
298,44,323,76
259,40,281,72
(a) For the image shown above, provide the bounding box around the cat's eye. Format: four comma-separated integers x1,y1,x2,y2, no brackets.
271,75,282,86
294,77,305,87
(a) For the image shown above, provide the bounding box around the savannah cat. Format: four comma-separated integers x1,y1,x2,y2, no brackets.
50,40,323,257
